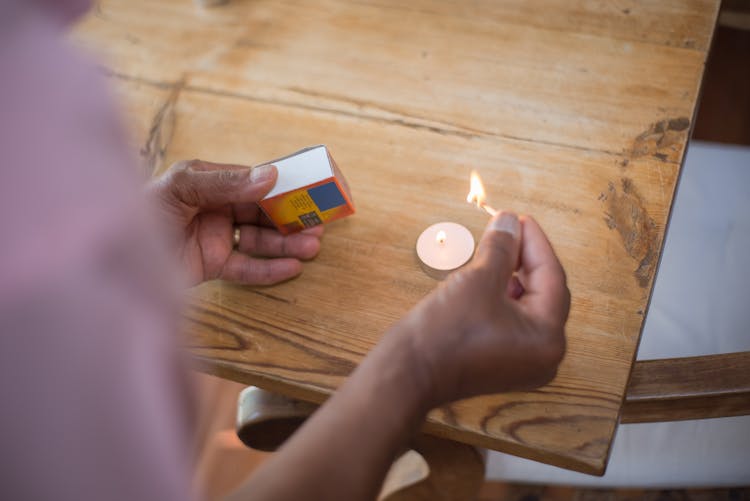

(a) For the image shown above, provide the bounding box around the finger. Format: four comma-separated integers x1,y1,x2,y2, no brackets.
233,202,264,224
301,225,325,237
165,160,277,208
473,211,521,287
257,210,277,229
517,216,569,324
220,253,303,285
505,274,525,299
236,205,325,235
238,225,322,259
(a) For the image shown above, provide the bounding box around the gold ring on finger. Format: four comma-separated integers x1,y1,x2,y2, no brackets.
233,226,241,248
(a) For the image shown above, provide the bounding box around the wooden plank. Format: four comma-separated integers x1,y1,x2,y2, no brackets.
622,352,750,423
72,0,720,475
116,78,672,474
73,0,711,157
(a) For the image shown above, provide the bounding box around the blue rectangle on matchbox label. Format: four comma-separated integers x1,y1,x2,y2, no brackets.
308,182,346,212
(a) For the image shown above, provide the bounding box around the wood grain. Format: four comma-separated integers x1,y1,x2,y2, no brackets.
71,0,719,475
622,352,750,423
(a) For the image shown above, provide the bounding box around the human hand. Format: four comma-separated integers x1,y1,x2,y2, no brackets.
392,212,569,408
149,160,323,287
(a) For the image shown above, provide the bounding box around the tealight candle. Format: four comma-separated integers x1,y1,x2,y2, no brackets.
416,222,475,279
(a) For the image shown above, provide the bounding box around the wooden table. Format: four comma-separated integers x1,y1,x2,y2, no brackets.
72,0,720,475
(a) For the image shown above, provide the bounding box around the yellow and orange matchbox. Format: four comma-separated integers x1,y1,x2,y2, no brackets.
257,145,355,235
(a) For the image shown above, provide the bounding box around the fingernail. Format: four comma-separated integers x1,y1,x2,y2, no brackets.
491,212,520,238
250,164,275,183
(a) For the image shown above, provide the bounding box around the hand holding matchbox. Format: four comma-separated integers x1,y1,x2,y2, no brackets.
258,145,355,235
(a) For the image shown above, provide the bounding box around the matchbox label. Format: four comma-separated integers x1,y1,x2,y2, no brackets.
299,211,323,228
259,175,355,235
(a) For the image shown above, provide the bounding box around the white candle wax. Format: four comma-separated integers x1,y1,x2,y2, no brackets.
416,222,475,279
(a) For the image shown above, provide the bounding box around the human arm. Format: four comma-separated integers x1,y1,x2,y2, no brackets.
230,212,570,500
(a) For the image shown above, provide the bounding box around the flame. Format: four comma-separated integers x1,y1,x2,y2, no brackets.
466,170,487,207
466,170,499,216
436,230,447,244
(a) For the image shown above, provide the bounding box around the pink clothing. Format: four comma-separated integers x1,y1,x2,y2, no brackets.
1,1,193,499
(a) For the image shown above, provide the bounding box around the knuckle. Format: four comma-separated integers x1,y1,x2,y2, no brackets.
216,168,244,184
280,235,289,257
216,170,232,184
168,161,192,184
163,160,202,206
245,263,273,286
240,265,256,284
170,159,197,176
254,227,264,254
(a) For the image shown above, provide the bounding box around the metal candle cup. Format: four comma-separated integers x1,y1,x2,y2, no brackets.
416,222,475,279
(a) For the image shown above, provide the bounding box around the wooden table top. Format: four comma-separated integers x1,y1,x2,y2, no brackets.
72,0,719,475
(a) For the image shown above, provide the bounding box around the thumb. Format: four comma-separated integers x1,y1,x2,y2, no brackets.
473,211,521,286
165,160,278,208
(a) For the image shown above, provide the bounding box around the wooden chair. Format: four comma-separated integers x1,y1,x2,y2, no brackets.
235,351,750,499
622,352,750,423
236,387,486,500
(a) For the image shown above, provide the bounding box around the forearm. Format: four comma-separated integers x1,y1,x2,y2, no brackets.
230,328,430,501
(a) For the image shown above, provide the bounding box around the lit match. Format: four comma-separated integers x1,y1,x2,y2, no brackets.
466,170,498,216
